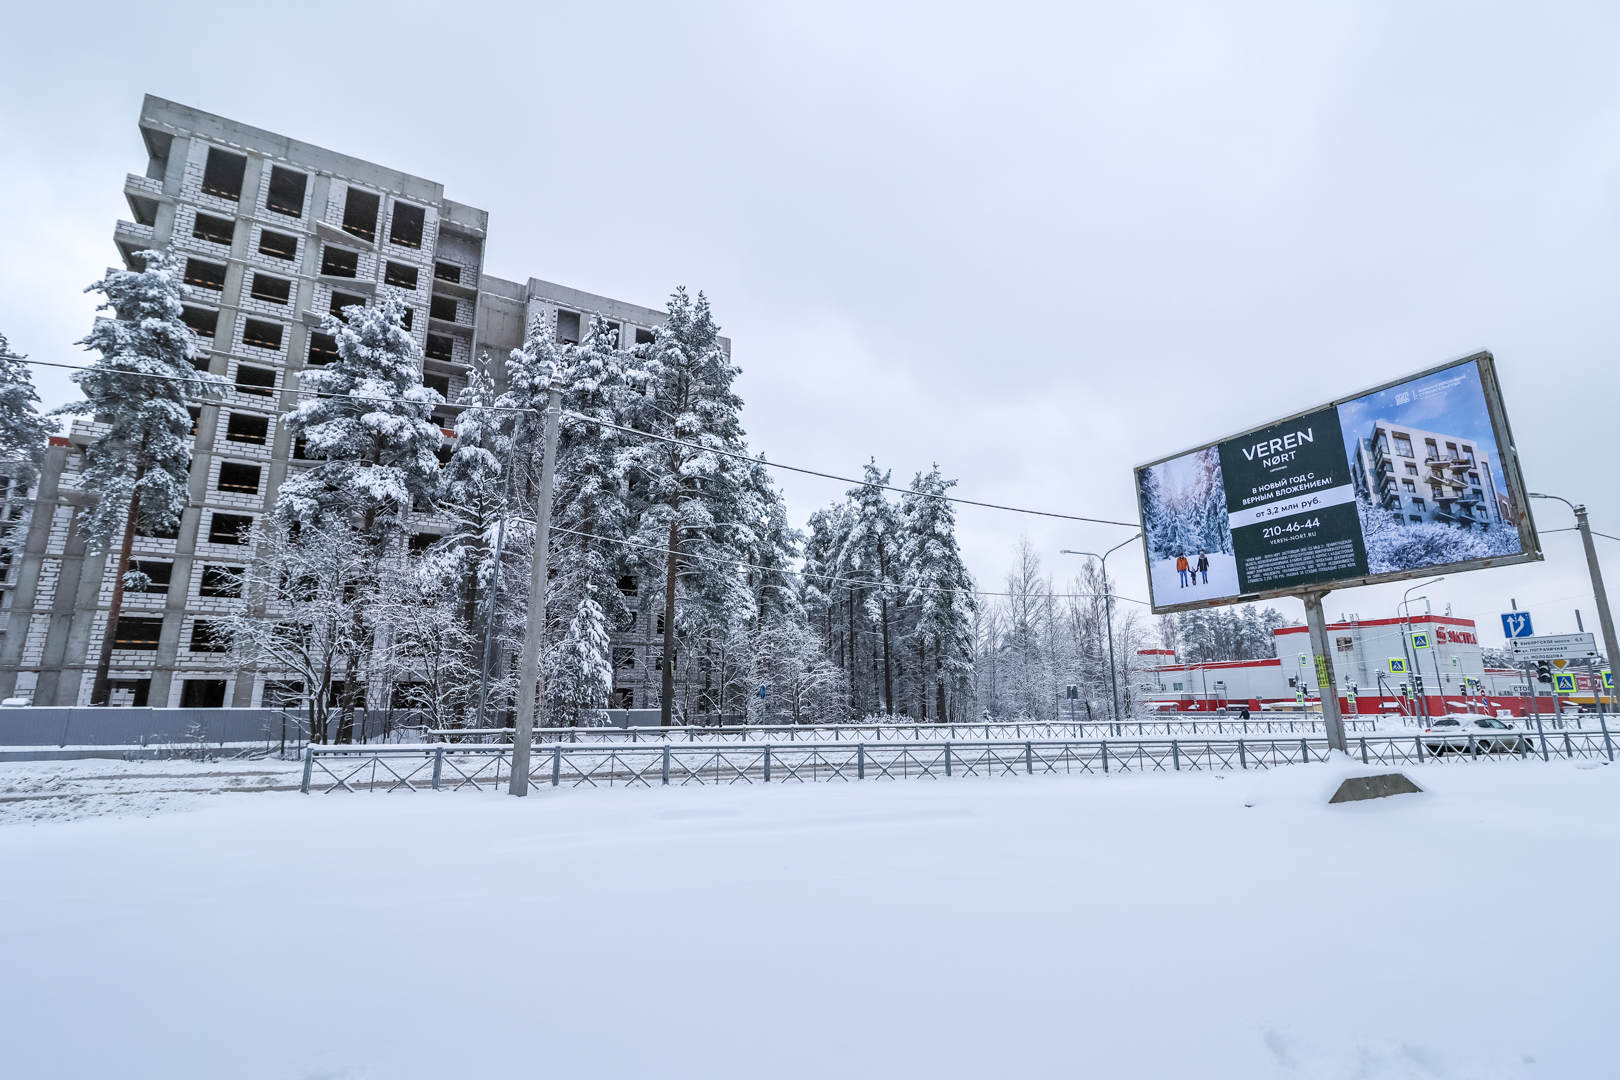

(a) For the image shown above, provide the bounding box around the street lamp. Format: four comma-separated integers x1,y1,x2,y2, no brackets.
1060,532,1142,723
1399,577,1443,720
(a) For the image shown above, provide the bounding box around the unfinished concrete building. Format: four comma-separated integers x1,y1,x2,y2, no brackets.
0,96,721,709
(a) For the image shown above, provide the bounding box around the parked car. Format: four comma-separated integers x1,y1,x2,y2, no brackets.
1422,716,1535,755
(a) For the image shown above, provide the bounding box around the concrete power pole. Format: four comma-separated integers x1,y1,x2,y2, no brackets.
1531,493,1620,715
1574,505,1620,712
509,374,564,797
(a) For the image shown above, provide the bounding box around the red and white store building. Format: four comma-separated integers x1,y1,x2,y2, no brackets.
1140,615,1609,718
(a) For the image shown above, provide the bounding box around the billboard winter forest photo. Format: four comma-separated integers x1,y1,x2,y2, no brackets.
1135,354,1534,612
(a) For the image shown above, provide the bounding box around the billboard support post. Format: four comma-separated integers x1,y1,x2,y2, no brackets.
1302,591,1348,753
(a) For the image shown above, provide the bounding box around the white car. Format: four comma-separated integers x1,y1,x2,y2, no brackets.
1422,716,1535,755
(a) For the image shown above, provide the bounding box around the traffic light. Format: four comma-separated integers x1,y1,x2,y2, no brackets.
1536,661,1552,685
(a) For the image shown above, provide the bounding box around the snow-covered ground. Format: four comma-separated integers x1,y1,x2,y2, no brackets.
1,760,1616,1078
1150,551,1239,603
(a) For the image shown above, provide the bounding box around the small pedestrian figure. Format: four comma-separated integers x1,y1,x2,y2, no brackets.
1197,551,1209,585
1176,553,1189,587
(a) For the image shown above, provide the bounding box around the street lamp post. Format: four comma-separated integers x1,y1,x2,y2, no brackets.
1060,533,1142,724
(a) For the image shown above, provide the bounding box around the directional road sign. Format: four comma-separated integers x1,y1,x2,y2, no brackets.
1501,611,1534,639
1506,633,1599,661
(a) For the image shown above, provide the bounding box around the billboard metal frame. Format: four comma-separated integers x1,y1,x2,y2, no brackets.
1133,350,1542,617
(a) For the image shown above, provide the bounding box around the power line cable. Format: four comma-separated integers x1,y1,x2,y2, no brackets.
11,355,1141,530
552,524,1151,606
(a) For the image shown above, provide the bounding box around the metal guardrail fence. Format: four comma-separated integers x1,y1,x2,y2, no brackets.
301,726,1616,794
429,716,1386,746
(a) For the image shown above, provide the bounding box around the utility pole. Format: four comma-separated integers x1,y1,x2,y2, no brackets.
1531,494,1620,717
509,372,564,797
1302,591,1347,753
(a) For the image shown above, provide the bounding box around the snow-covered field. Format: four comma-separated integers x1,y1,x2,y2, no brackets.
1,759,1616,1078
1149,551,1239,603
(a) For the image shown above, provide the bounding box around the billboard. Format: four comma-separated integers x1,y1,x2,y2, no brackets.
1134,351,1539,614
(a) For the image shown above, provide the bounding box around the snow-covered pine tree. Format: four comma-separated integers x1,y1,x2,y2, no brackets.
621,288,752,725
276,295,442,740
842,460,902,715
0,332,56,561
899,465,977,722
58,250,222,705
417,357,506,725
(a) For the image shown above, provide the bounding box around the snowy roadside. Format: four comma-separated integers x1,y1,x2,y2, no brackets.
0,756,305,825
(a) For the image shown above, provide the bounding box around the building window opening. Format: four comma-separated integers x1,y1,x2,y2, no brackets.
208,513,254,545
201,148,246,200
217,462,262,495
184,258,226,291
341,187,380,242
307,333,338,366
200,565,244,598
126,559,173,594
389,202,425,248
430,295,457,322
181,305,218,338
180,679,228,707
384,261,419,290
113,616,164,651
234,365,276,397
250,273,292,305
242,319,284,351
330,291,365,318
259,230,298,261
434,261,460,284
265,166,307,217
225,412,268,446
426,334,453,361
555,310,580,344
321,245,359,278
192,212,234,246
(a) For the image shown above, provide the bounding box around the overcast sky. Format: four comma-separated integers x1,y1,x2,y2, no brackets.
2,1,1617,646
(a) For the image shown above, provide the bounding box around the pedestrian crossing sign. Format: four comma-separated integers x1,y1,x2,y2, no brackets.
1604,670,1614,691
1294,687,1305,704
1388,657,1408,675
1411,631,1431,650
1552,672,1578,695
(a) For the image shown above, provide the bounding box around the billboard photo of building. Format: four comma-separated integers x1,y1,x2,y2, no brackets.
1134,352,1538,614
1341,362,1522,575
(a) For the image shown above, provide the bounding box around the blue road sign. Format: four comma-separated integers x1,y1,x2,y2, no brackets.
1501,611,1534,639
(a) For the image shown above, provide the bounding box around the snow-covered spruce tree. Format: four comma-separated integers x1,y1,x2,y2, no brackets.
898,465,977,722
621,288,753,725
58,250,221,705
276,295,442,741
546,586,615,726
841,460,902,715
0,332,56,560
